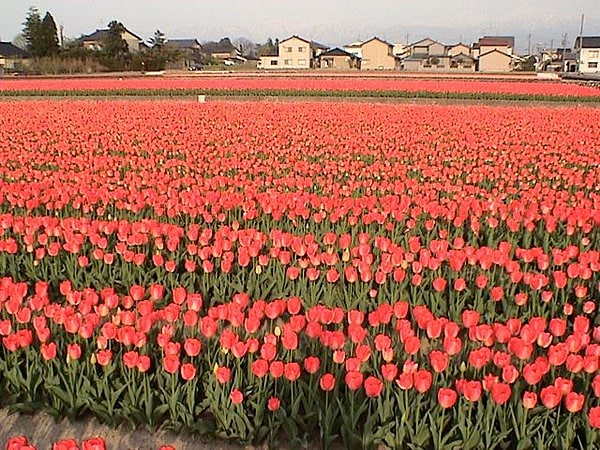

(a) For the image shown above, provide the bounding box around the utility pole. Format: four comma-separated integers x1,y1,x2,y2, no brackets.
60,24,64,47
577,14,584,72
527,33,531,55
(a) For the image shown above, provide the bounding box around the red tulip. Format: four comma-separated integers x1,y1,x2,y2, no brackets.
429,350,448,373
267,396,280,411
589,406,600,429
341,368,361,390
364,376,383,398
230,388,244,404
303,356,320,374
413,370,433,393
163,355,180,374
564,391,585,413
540,385,562,409
463,380,482,402
522,391,538,409
320,373,336,391
215,366,231,384
437,388,458,409
181,363,197,381
6,436,30,450
491,382,511,405
53,439,79,450
81,437,106,450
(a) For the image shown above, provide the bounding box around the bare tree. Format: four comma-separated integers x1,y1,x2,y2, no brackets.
12,33,28,50
232,37,257,58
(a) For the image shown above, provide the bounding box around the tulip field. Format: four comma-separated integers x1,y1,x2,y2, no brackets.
0,97,600,449
2,76,600,102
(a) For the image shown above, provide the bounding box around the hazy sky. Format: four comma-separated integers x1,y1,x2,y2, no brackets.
2,0,599,52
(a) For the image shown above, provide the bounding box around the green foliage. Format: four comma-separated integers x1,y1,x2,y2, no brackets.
148,30,166,49
22,7,42,56
40,12,59,56
100,21,130,71
256,38,278,57
22,7,59,58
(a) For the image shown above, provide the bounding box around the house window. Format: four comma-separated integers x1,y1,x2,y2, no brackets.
298,47,305,52
284,59,292,65
589,50,599,58
285,47,292,52
589,62,598,68
298,59,307,66
270,60,278,66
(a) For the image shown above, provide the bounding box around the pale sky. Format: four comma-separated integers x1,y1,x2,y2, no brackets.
2,0,599,52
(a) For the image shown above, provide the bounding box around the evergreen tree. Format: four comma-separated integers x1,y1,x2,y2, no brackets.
103,21,129,57
148,30,166,49
101,21,129,70
40,12,59,56
22,6,43,56
22,8,60,57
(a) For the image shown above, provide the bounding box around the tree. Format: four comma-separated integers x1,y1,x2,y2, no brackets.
256,38,278,57
103,21,128,56
148,30,166,49
12,34,27,50
138,29,179,71
39,12,59,56
101,21,129,70
22,6,42,56
233,37,257,58
22,8,60,57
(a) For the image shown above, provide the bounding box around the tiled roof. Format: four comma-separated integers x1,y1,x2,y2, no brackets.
478,36,515,48
165,39,201,49
0,42,30,58
320,47,356,57
575,36,600,49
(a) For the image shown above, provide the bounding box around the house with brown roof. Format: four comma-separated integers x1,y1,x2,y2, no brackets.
0,42,31,73
474,36,519,72
473,36,515,58
575,36,600,74
319,47,360,70
257,35,329,69
79,27,144,53
359,37,400,70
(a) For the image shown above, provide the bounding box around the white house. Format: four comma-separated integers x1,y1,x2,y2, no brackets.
575,36,600,74
257,35,328,69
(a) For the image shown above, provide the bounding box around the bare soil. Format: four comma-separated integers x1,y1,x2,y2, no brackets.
0,408,250,450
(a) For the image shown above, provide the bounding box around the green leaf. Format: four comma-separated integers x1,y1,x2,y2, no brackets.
464,431,482,450
517,437,534,450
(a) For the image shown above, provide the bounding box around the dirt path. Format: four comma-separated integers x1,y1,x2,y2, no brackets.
0,408,249,450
